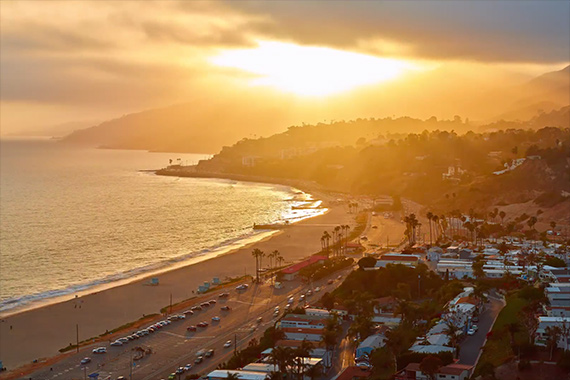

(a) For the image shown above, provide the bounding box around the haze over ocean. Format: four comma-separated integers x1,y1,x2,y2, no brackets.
0,139,316,314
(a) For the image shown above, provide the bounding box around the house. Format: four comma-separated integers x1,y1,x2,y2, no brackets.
427,247,443,262
345,242,364,253
535,316,570,348
281,255,327,281
281,327,323,341
409,344,455,355
355,334,385,358
278,314,327,330
375,254,420,268
374,296,397,313
395,362,472,380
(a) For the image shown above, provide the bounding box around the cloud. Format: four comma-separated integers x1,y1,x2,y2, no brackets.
227,0,570,64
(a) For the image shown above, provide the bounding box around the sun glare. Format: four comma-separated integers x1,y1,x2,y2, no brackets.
211,41,417,96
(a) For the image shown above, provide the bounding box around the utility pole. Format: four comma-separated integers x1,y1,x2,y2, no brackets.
418,274,421,298
83,366,87,380
234,333,237,356
76,324,79,353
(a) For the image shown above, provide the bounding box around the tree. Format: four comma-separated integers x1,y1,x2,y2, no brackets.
479,361,496,380
441,311,461,358
320,292,335,310
269,346,294,376
303,363,322,380
226,373,239,380
546,325,562,360
499,210,506,225
527,216,538,231
358,256,376,270
419,355,442,380
427,211,434,245
385,328,405,372
252,249,265,283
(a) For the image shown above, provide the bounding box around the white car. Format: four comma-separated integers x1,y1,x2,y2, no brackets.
224,340,232,348
92,347,107,354
467,328,476,336
315,287,321,292
110,341,123,347
211,316,221,322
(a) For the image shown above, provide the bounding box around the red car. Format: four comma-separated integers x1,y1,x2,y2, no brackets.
197,321,209,327
187,326,197,332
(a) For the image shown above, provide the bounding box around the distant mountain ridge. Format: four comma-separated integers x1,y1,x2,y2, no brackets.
60,65,570,153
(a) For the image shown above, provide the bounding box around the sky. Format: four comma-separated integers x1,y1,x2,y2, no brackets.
1,0,569,135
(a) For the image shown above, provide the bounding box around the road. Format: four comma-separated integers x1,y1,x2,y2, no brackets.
458,294,505,366
23,269,351,380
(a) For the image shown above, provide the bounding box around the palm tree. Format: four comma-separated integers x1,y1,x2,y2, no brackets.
270,346,294,377
546,325,562,360
226,373,240,380
426,211,434,245
334,226,341,256
432,215,440,242
442,312,461,358
385,328,405,372
293,340,313,379
252,248,265,283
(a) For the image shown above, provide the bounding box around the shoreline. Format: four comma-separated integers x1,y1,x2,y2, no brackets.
0,175,354,371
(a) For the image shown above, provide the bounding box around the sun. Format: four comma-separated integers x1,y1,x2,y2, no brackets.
210,41,417,97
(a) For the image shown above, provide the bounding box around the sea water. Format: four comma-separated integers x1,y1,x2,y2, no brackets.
0,139,322,314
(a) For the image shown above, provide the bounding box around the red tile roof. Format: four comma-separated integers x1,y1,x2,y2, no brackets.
282,255,327,274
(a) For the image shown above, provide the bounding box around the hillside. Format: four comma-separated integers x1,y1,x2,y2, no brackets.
184,124,570,223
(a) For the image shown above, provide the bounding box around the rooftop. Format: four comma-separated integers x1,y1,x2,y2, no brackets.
282,255,327,274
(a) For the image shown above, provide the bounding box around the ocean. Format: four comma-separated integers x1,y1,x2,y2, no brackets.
0,139,323,314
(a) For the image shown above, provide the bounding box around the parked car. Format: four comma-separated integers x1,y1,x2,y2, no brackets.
191,306,202,311
218,292,230,298
183,310,194,315
315,287,321,292
467,328,476,336
187,325,197,332
80,357,91,364
224,340,232,348
209,299,217,304
221,306,231,311
110,341,123,347
257,317,263,323
200,302,210,308
211,316,221,322
197,321,209,327
93,347,107,354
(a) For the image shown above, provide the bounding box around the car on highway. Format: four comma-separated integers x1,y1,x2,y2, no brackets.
205,349,215,358
257,317,263,323
184,364,193,371
221,305,231,311
327,279,334,284
168,373,176,380
194,356,203,364
187,325,197,332
80,357,91,365
224,340,232,348
176,367,185,374
306,290,312,296
315,287,321,292
211,316,221,322
110,341,123,347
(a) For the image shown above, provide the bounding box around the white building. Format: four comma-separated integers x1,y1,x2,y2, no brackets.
536,316,570,349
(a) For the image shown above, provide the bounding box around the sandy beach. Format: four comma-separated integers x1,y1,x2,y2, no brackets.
0,199,356,372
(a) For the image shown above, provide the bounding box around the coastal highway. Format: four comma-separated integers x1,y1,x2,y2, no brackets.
23,269,352,380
